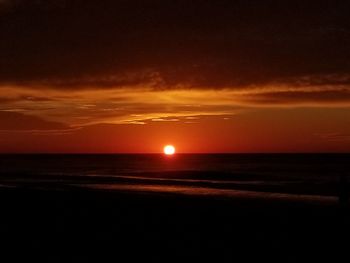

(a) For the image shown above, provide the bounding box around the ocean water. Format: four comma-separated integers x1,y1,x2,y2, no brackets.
0,154,349,202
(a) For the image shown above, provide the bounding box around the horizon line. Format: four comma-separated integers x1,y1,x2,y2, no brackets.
0,152,349,155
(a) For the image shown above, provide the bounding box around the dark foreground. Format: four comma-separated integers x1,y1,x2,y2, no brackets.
0,187,349,262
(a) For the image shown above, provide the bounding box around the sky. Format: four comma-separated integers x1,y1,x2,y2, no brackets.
0,0,350,153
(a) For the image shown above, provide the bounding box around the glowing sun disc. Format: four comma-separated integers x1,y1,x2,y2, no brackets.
164,145,175,155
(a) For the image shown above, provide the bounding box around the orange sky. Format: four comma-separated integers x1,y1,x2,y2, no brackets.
1,101,349,153
1,1,350,153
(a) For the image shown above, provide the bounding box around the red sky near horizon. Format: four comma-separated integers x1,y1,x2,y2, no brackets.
0,1,350,153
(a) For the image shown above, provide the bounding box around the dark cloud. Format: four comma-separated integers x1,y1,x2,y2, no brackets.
0,94,55,103
243,89,350,104
1,0,350,89
0,111,68,130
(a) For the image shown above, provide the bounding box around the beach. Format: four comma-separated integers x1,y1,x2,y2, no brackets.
0,184,349,262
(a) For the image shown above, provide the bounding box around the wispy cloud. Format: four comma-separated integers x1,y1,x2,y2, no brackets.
1,83,350,128
0,111,68,131
316,132,350,142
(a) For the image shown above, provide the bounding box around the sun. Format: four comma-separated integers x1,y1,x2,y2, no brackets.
163,145,175,155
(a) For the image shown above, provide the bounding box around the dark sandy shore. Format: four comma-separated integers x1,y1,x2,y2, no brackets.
0,185,349,262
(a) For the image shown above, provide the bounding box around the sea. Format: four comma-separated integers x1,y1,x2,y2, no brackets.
0,154,349,203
